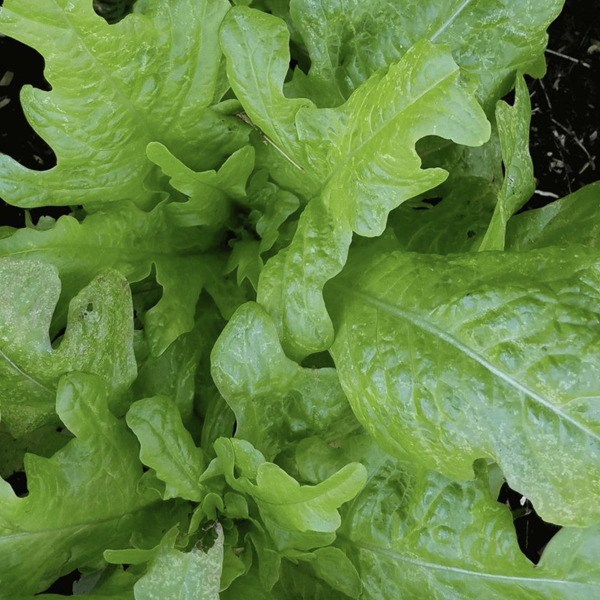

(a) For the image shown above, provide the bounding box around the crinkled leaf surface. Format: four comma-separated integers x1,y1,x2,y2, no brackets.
0,202,215,356
211,302,359,459
328,245,600,526
134,528,223,600
257,40,490,360
289,0,563,110
0,373,160,598
127,396,206,502
213,438,367,534
507,182,600,251
479,76,535,251
338,437,600,600
0,0,247,207
220,8,321,199
0,262,136,436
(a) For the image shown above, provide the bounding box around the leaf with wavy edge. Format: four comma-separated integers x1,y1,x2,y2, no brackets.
479,76,535,251
328,245,600,526
0,202,217,357
211,302,360,460
0,373,161,597
0,262,136,436
289,0,563,110
336,436,600,600
0,0,248,208
127,396,206,502
257,40,490,360
148,143,255,229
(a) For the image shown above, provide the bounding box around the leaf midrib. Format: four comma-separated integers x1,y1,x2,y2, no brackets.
429,0,475,42
335,284,600,443
353,540,595,589
321,66,458,196
0,347,55,397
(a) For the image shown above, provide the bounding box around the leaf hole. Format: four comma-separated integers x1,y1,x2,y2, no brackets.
92,0,137,23
40,569,82,595
6,471,28,498
86,302,94,312
497,482,561,564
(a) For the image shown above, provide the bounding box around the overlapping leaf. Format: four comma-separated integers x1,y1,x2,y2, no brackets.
211,302,359,459
0,202,218,356
335,437,600,600
328,245,600,526
0,262,136,436
289,0,564,110
245,31,491,359
0,373,162,597
0,0,247,207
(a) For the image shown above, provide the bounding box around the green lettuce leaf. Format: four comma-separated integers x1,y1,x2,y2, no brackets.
338,437,600,600
289,0,563,110
211,302,360,459
328,245,600,526
148,144,255,230
0,0,247,208
258,39,490,359
134,527,224,600
0,202,216,356
479,76,535,251
213,438,367,534
220,8,322,200
388,177,497,254
127,396,206,502
0,263,136,436
506,182,600,251
0,373,161,597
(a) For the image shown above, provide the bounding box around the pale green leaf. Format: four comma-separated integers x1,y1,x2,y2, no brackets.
214,438,367,533
0,373,161,597
289,0,563,110
134,527,223,600
126,397,206,502
341,437,600,600
328,245,600,526
258,41,490,359
0,263,136,436
220,7,321,198
0,0,247,208
0,202,215,356
211,302,360,459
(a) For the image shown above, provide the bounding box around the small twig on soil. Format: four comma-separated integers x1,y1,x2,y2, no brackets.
546,48,591,69
538,79,553,110
550,117,596,169
534,190,560,199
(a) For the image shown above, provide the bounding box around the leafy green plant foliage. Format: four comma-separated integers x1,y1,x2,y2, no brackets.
1,0,599,597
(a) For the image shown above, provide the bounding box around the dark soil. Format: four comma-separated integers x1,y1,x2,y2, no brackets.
526,0,600,208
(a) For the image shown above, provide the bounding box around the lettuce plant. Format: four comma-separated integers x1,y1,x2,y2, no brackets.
1,0,599,598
